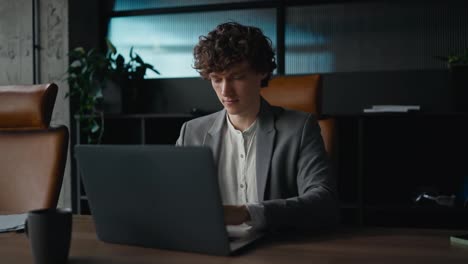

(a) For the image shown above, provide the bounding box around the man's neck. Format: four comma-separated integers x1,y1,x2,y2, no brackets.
228,114,257,131
227,101,261,131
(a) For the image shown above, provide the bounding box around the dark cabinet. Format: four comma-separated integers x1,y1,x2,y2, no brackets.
337,113,468,229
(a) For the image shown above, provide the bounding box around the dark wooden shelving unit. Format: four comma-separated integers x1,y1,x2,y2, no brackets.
72,112,468,229
337,113,468,229
73,113,194,214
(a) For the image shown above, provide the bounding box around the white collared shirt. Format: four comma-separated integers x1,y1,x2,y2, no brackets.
217,114,265,229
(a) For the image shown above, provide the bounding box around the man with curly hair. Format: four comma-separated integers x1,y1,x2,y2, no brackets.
176,22,338,232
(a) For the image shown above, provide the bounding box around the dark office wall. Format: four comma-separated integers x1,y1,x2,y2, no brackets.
140,69,452,115
141,78,221,114
69,0,101,51
321,70,452,115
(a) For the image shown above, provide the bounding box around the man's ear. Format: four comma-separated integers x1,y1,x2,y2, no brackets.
259,72,269,88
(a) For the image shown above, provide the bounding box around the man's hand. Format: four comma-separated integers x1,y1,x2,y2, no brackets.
223,205,251,225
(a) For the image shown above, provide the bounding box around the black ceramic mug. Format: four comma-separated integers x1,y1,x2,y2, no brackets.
25,208,72,264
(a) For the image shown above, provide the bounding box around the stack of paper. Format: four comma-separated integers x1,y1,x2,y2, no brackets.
363,105,420,113
0,213,27,233
450,234,468,247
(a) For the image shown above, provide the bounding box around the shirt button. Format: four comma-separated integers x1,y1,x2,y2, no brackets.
240,184,244,188
240,154,244,158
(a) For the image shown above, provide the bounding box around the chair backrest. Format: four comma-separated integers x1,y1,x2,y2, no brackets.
260,74,335,156
0,83,69,213
261,74,322,115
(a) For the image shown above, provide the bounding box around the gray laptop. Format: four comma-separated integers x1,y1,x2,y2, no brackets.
75,145,263,256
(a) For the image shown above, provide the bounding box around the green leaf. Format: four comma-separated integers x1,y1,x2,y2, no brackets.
135,54,144,64
94,88,103,100
74,47,86,54
81,65,88,74
136,67,146,78
87,48,95,57
106,38,117,55
89,71,95,83
143,63,160,74
91,120,100,133
148,67,160,75
116,54,125,70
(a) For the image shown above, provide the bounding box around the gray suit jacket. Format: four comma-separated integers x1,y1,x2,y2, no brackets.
176,98,339,231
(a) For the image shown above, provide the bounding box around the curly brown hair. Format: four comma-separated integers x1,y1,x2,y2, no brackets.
193,22,277,87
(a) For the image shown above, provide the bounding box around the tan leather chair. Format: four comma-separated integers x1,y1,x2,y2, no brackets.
0,83,69,214
261,74,336,157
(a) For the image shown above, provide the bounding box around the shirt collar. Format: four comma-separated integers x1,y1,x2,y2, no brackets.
226,114,258,137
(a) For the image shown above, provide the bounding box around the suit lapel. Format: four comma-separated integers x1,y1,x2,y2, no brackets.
256,98,276,201
203,109,226,169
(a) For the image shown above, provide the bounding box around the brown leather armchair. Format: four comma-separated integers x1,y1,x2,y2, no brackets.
260,74,336,157
0,83,69,214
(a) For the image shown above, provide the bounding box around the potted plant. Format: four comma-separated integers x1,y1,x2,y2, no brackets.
436,49,468,112
65,40,159,144
106,40,160,113
66,47,108,144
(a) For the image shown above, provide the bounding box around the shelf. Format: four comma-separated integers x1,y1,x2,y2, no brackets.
73,113,197,215
364,205,468,214
363,205,468,229
75,113,194,119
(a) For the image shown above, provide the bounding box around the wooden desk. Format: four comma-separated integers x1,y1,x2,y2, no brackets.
1,215,467,263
